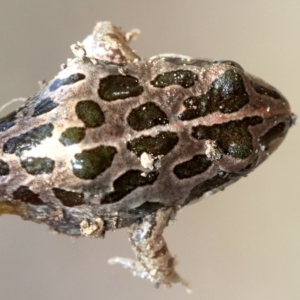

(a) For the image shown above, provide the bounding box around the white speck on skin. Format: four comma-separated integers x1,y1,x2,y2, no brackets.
141,152,155,170
70,42,87,58
205,140,222,161
140,152,163,170
80,218,105,238
260,144,266,151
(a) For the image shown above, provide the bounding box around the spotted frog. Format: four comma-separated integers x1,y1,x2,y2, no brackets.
0,22,295,291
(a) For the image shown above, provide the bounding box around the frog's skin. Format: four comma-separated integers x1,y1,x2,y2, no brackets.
0,22,295,291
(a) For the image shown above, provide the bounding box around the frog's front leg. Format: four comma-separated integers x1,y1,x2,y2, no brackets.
81,21,140,63
108,207,191,292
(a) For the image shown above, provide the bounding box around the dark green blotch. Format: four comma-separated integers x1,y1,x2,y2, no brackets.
260,122,287,149
184,174,239,206
179,70,249,120
12,186,44,205
101,170,158,204
127,102,169,131
0,159,9,176
59,127,85,146
151,70,197,88
251,79,282,99
3,123,54,156
49,73,86,92
99,75,144,101
128,201,164,219
75,100,105,128
192,117,263,159
72,145,117,180
0,111,17,132
127,132,179,157
21,157,55,175
52,188,85,207
32,97,58,117
173,155,212,179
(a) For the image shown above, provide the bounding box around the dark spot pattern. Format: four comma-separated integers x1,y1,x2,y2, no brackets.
0,111,17,132
173,155,212,179
127,102,169,131
32,97,58,117
52,188,85,207
251,79,282,99
161,58,243,70
127,132,179,157
150,70,197,88
0,159,9,176
49,73,86,92
12,186,44,205
75,100,105,128
99,75,144,101
101,170,158,204
192,117,263,159
20,157,55,175
3,123,54,156
59,127,85,146
179,70,249,120
184,174,239,205
72,145,117,180
128,201,164,219
259,122,288,149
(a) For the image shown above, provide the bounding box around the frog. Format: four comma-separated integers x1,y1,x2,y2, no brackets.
0,21,295,291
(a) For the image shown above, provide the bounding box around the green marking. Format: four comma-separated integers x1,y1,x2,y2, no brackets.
49,73,86,92
72,146,117,180
260,122,288,149
127,102,169,131
184,174,238,205
12,186,44,205
150,70,197,88
173,155,212,179
128,201,164,216
59,127,85,146
0,159,9,176
32,97,58,117
179,70,249,120
52,188,85,207
98,75,144,101
251,79,282,99
101,170,158,204
21,157,55,175
3,123,54,156
192,117,263,159
127,132,179,157
75,100,105,128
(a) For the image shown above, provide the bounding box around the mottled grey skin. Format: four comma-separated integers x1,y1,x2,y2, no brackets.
0,22,294,290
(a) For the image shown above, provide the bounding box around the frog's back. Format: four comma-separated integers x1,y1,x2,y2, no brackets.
0,21,295,289
0,53,293,236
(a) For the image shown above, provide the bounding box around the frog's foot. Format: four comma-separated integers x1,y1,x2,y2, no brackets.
108,256,191,292
81,21,140,63
108,207,191,293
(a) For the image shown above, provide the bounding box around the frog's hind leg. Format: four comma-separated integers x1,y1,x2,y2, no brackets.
108,207,191,292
